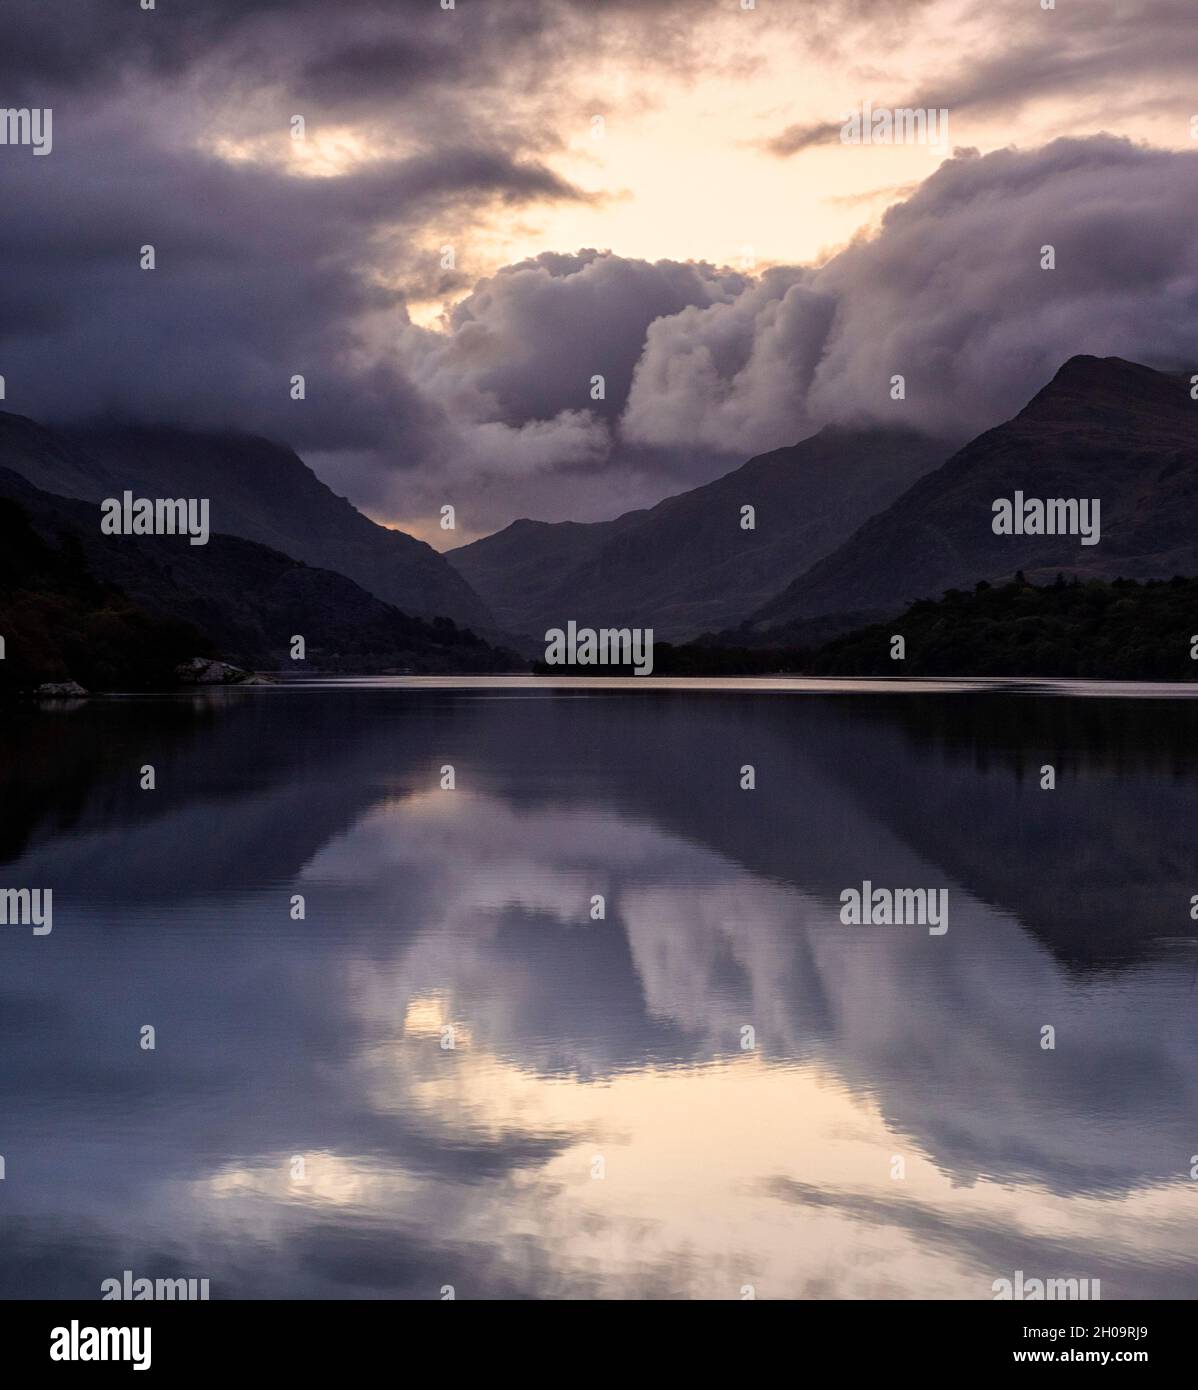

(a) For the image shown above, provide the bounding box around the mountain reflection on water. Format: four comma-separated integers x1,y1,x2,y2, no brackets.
1,681,1196,1299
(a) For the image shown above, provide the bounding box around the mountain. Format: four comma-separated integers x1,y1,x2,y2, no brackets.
448,426,950,643
0,413,493,630
0,489,214,695
744,357,1198,641
0,468,520,687
444,515,634,640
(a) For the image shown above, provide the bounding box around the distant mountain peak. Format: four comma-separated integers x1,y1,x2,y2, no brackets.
744,355,1198,642
449,426,949,642
1055,352,1142,378
1019,354,1188,424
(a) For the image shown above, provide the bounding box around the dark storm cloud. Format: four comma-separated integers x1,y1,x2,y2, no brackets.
0,0,950,108
300,34,469,101
765,119,842,156
329,146,594,215
0,0,301,100
1,0,1196,534
0,0,684,487
5,128,1198,530
0,114,593,454
436,250,750,426
0,0,679,103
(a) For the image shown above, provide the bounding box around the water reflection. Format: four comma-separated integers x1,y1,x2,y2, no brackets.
1,684,1196,1298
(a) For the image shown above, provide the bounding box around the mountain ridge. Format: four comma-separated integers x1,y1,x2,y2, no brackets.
742,356,1198,641
0,466,519,683
0,412,494,631
449,423,953,642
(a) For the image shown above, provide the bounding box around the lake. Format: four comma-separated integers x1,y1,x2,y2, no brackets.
1,678,1196,1299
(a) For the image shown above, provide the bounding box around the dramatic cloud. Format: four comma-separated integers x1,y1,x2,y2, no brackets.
764,0,1198,158
620,266,832,454
623,138,1198,450
765,120,845,157
2,0,1196,537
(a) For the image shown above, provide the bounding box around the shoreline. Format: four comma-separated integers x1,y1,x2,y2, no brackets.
20,673,1198,700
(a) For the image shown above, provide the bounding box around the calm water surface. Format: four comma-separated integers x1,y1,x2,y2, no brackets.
1,679,1196,1299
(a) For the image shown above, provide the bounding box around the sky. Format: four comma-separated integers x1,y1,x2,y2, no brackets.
1,0,1197,544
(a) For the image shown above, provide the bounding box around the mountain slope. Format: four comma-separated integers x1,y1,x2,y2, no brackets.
799,575,1198,679
449,426,950,642
444,514,635,637
746,357,1198,640
0,491,213,694
0,413,493,630
0,468,518,681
